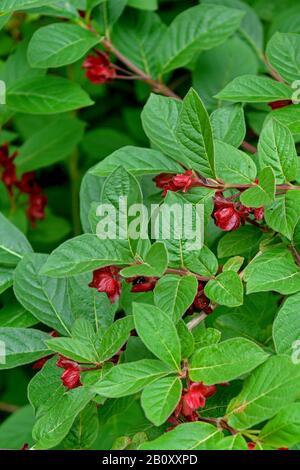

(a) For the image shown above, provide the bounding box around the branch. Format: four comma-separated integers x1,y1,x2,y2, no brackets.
241,141,257,155
101,38,181,100
166,268,211,282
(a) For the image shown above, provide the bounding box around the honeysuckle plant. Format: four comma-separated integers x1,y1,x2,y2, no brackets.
1,0,300,452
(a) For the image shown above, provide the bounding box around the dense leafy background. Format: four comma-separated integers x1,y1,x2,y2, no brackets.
1,0,300,451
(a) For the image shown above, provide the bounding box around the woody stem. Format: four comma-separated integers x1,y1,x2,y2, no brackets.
101,39,181,100
166,268,211,282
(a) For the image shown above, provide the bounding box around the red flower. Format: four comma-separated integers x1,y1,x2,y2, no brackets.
193,282,211,314
89,266,121,303
56,355,81,390
16,172,37,194
2,162,17,193
82,52,116,84
253,207,264,221
27,193,48,226
56,355,79,370
172,170,197,193
248,442,256,450
214,207,241,231
61,368,81,390
127,276,158,293
268,100,292,110
175,382,217,417
154,170,198,197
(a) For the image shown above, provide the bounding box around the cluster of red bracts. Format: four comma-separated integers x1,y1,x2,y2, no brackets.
0,144,47,226
190,282,212,315
154,170,198,197
89,266,158,304
82,51,117,85
168,382,217,429
213,192,264,232
56,356,82,390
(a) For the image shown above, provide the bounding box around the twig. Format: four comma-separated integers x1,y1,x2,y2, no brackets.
102,38,181,100
290,245,300,267
0,402,19,413
187,312,208,331
166,268,211,282
241,141,257,155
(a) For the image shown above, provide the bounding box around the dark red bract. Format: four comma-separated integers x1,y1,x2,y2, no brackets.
89,266,121,303
268,100,292,110
61,368,81,390
127,276,158,293
214,206,241,231
83,52,117,84
175,382,217,418
154,170,198,197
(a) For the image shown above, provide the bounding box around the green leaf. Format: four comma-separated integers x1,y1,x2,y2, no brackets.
62,403,99,450
0,298,37,328
95,0,127,34
0,212,32,266
28,23,99,68
240,167,275,208
215,141,257,184
194,36,258,112
90,359,172,398
127,0,157,10
46,337,98,364
0,327,49,369
273,292,300,355
215,434,248,450
6,76,93,114
140,422,223,450
258,119,298,183
141,376,182,426
267,32,300,84
259,403,300,448
189,338,269,384
112,11,165,77
183,245,218,277
97,316,134,362
158,4,244,74
14,253,74,335
0,266,14,294
176,88,215,178
244,246,300,295
121,242,168,278
222,256,244,273
90,146,183,177
33,386,94,450
41,234,134,277
133,303,181,371
211,104,246,147
265,191,300,240
153,274,198,323
192,326,221,349
218,225,263,258
99,166,145,254
203,0,263,51
226,355,300,430
16,117,85,173
141,94,182,160
205,271,244,307
68,273,116,332
215,75,292,102
177,320,195,359
214,292,277,344
0,405,35,450
1,0,60,12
